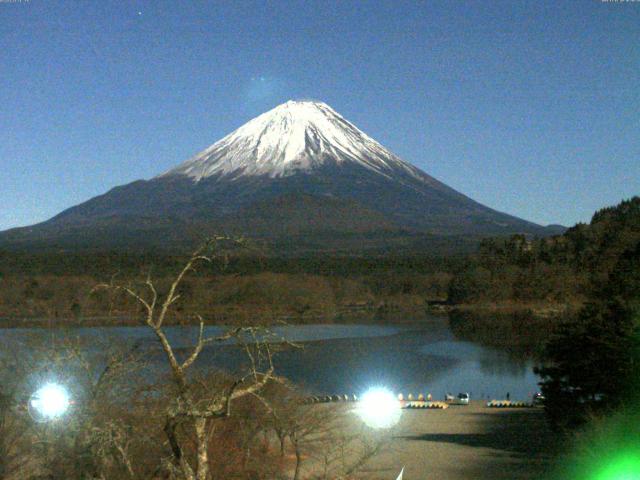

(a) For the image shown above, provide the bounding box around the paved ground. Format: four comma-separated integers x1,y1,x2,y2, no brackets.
354,401,558,480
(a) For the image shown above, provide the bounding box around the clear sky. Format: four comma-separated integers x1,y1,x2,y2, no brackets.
1,0,638,230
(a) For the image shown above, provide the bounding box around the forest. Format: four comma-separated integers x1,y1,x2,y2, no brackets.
449,197,640,306
1,197,639,328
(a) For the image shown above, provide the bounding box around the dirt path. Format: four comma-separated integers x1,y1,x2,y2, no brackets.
355,401,558,480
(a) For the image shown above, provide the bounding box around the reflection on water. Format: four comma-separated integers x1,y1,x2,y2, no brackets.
0,324,401,348
0,318,542,402
419,339,539,401
478,352,529,377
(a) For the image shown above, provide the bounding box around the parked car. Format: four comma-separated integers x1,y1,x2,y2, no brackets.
456,392,470,405
447,393,470,405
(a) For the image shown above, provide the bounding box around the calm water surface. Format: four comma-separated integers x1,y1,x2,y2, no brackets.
1,318,540,402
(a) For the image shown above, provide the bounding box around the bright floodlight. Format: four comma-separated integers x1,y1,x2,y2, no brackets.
356,387,401,429
30,383,71,421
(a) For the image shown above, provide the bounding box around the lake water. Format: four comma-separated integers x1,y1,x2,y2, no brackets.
0,317,541,402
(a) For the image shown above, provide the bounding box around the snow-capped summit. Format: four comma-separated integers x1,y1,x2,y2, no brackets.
163,100,420,181
0,99,557,252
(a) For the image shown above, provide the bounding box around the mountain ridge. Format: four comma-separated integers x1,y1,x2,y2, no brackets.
0,100,563,253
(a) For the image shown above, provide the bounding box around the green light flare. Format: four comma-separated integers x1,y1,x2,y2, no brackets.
592,453,640,480
555,408,640,480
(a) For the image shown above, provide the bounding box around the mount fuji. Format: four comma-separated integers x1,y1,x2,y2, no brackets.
0,100,562,253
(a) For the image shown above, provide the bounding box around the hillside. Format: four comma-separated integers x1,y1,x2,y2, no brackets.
448,196,640,307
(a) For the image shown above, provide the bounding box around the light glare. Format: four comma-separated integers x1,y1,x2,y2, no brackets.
593,453,640,480
356,387,401,429
30,383,70,420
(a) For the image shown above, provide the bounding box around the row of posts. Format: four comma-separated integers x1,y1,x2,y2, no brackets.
397,393,433,402
303,394,358,404
302,393,436,404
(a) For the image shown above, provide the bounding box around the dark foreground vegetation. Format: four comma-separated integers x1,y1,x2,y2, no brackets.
536,239,640,430
0,335,387,480
529,200,640,477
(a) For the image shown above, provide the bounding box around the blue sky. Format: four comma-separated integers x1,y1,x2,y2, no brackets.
1,0,638,230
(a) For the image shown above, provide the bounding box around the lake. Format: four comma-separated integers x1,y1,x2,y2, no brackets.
0,317,541,402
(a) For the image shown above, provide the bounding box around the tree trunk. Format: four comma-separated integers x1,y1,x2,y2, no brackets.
195,417,209,480
164,417,196,480
292,435,302,480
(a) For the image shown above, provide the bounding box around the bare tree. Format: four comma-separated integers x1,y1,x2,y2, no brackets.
253,382,390,480
0,357,34,479
300,406,389,480
0,329,154,480
95,238,282,480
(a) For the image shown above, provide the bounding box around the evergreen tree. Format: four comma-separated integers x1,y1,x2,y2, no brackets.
536,243,640,430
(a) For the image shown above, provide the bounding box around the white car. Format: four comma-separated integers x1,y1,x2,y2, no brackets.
446,393,470,405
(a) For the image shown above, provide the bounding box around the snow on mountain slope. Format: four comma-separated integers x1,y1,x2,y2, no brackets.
0,99,557,252
162,100,425,181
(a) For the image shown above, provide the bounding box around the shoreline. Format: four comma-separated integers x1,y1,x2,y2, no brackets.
0,307,446,329
0,301,578,329
450,302,580,317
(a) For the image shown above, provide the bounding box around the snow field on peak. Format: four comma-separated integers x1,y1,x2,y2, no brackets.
163,101,424,182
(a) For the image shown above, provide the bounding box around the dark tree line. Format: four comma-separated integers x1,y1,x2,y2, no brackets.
444,197,640,432
535,208,640,431
448,197,640,306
